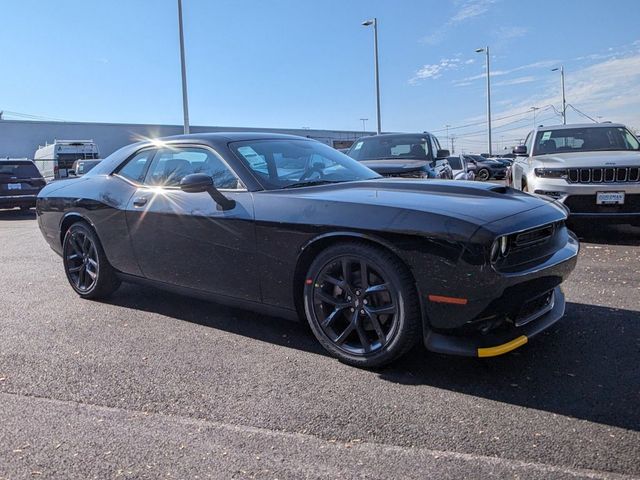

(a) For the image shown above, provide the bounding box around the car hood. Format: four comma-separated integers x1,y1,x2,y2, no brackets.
360,159,431,174
276,179,564,226
535,150,640,167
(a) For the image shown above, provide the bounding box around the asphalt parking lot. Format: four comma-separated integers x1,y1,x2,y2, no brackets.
0,210,639,479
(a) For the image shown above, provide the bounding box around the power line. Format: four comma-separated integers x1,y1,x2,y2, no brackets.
1,109,67,122
429,106,552,133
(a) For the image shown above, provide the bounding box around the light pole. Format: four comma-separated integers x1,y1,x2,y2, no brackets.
360,118,368,134
551,66,566,125
177,0,190,134
362,18,381,134
475,46,492,156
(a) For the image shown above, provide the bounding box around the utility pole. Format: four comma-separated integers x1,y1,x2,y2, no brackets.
177,0,190,134
444,124,450,150
360,118,368,135
551,66,566,125
450,135,455,154
531,106,540,129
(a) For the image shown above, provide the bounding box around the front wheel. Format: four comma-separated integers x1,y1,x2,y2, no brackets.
303,243,420,368
63,222,121,299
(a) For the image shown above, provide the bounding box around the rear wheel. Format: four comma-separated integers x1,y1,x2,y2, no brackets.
476,168,490,181
303,243,420,368
63,222,120,299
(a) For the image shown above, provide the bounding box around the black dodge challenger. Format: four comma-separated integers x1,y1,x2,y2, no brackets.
37,133,579,367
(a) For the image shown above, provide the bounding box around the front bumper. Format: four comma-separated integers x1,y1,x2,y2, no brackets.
424,286,565,357
527,176,640,219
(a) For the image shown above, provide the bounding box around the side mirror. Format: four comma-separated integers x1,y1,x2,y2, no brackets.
513,145,527,156
180,173,213,193
180,173,236,210
436,149,450,159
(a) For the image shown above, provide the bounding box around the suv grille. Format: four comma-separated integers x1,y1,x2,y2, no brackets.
567,167,640,184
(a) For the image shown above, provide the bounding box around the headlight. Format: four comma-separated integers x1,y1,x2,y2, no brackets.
534,168,568,178
490,236,509,263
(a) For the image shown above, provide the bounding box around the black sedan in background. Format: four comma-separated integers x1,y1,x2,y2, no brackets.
347,133,453,179
0,159,46,210
462,154,508,181
37,133,578,367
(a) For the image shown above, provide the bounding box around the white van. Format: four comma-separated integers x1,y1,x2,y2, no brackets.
34,140,100,181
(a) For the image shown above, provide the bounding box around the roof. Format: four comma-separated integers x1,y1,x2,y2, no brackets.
537,122,625,131
356,133,435,140
160,131,316,142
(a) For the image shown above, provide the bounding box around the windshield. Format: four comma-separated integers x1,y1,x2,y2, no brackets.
230,139,380,190
347,135,433,161
533,127,640,155
0,162,40,178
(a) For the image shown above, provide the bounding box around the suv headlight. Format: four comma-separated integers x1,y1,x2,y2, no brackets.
534,168,568,178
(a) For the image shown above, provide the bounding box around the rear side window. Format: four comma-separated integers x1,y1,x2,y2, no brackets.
0,162,40,178
144,147,241,189
347,136,433,161
117,149,156,183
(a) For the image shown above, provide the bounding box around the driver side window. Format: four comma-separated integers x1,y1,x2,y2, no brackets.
143,147,242,189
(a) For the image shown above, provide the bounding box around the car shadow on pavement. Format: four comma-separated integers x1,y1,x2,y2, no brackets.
106,284,639,432
106,283,327,355
0,209,36,221
379,302,640,432
569,221,640,246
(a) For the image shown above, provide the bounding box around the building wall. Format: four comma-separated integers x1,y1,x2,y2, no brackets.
0,120,370,159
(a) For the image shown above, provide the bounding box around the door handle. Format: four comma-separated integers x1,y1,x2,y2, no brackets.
133,197,148,207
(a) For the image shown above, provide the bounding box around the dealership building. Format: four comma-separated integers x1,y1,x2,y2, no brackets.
0,119,369,159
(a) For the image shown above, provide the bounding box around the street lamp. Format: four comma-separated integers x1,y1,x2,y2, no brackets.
475,46,492,156
362,18,381,134
551,66,566,125
177,0,190,134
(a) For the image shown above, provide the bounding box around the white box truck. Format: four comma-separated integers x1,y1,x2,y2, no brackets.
34,140,100,181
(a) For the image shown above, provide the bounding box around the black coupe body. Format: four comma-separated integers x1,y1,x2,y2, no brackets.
37,133,579,366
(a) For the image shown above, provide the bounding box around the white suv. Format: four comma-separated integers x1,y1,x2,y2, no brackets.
508,123,640,225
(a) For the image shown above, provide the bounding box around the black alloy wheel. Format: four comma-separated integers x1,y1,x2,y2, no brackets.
63,222,120,299
476,168,490,181
304,243,419,367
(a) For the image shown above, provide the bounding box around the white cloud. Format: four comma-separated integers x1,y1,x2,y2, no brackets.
450,0,498,23
409,58,463,85
456,59,558,84
422,0,499,45
445,52,640,151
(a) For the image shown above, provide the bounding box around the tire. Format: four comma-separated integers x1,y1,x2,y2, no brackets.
476,168,490,181
62,221,121,299
303,242,420,368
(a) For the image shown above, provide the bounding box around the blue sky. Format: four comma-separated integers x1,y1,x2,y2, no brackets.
2,0,639,152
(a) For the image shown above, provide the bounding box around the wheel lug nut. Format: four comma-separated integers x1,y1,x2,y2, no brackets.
363,299,368,305
350,307,355,312
360,309,365,314
347,296,351,301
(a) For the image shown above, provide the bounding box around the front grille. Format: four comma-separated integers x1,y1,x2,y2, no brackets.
513,223,555,248
567,167,640,184
564,194,640,214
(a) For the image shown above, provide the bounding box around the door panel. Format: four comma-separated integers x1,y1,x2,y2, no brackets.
125,188,259,301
